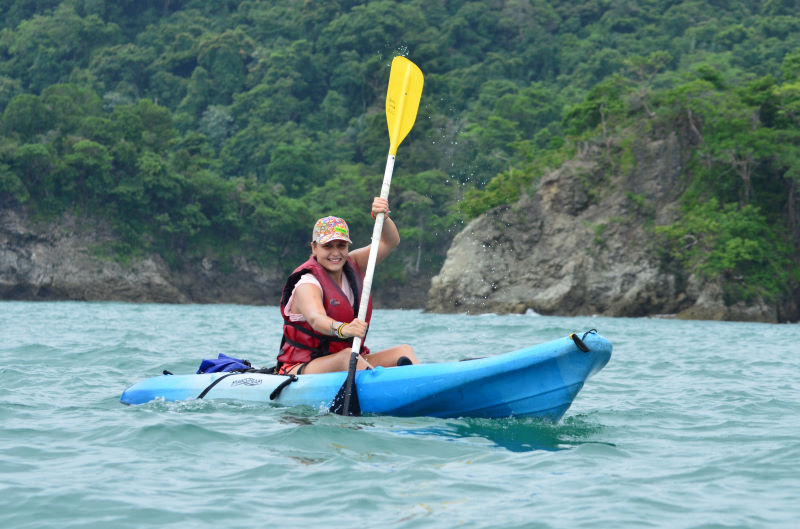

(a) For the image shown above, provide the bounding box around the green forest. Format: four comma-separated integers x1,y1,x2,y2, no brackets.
1,0,799,304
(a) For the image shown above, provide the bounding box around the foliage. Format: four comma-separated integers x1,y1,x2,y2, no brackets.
655,199,791,301
649,57,800,302
0,0,799,300
459,169,535,219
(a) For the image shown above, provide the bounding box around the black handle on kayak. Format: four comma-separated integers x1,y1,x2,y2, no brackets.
570,329,597,353
270,375,298,400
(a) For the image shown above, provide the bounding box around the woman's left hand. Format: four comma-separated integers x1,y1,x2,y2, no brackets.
371,197,390,219
350,196,400,272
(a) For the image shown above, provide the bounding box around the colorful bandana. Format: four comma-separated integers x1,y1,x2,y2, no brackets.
312,216,352,244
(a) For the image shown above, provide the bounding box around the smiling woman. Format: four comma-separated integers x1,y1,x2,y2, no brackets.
275,197,417,376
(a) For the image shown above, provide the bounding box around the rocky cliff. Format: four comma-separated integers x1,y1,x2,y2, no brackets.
0,205,428,308
0,206,285,305
426,130,797,323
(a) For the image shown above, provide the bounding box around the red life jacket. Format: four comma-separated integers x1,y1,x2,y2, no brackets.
277,256,372,367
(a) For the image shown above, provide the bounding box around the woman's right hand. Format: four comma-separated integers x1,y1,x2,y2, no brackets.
342,318,368,339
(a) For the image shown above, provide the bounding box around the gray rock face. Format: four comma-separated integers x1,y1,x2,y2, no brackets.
0,206,423,308
426,133,790,322
0,207,284,305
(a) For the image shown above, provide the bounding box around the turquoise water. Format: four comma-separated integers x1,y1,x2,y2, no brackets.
1,301,798,529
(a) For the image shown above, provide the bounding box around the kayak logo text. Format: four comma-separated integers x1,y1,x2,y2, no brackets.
231,378,262,387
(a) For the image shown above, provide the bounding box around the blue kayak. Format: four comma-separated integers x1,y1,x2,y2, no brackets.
120,331,611,420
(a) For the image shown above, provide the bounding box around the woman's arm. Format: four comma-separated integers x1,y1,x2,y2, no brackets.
349,197,400,273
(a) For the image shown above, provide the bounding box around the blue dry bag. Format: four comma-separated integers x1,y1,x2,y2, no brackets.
197,353,252,374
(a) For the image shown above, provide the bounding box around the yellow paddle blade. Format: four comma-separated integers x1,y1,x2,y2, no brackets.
386,56,424,156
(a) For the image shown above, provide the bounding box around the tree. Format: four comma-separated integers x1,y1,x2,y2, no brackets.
656,198,790,300
10,143,59,205
195,30,251,105
0,161,29,203
41,84,103,135
265,139,320,197
394,169,458,274
625,51,672,118
1,93,51,139
90,43,153,90
62,139,113,202
0,5,121,92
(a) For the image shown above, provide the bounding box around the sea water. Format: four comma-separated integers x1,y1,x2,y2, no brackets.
1,301,798,529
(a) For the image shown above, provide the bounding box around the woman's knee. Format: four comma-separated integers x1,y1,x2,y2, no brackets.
396,344,417,363
396,344,413,354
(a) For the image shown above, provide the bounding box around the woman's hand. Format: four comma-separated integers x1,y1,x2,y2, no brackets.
371,197,390,219
351,196,400,273
342,318,368,339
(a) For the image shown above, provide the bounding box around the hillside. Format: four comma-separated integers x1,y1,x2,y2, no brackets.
1,1,799,318
427,123,799,322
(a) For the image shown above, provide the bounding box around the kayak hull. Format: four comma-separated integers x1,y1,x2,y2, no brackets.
120,333,612,420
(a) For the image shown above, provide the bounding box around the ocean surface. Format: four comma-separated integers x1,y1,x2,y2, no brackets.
1,301,798,529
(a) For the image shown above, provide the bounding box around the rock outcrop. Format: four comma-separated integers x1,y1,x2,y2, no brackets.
426,131,795,323
0,207,284,305
0,205,425,308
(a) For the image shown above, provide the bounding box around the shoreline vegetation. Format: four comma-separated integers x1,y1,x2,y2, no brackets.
1,1,799,321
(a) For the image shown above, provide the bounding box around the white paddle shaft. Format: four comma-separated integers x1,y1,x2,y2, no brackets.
351,153,395,355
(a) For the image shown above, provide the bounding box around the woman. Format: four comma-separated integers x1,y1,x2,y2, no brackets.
276,197,418,375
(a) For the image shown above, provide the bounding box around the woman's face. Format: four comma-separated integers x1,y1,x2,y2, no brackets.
312,240,350,273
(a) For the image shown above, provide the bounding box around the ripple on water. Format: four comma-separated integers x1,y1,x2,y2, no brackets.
1,303,799,529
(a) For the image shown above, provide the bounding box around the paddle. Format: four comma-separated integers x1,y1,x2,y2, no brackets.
330,56,424,416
